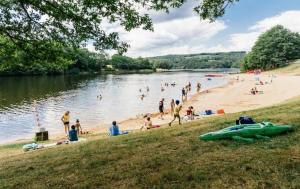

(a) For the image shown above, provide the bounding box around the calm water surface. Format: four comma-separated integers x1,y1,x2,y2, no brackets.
0,72,228,143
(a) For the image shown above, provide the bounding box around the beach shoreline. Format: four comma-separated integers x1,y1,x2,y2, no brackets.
2,69,300,146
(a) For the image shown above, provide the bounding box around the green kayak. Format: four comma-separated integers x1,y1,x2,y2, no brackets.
200,122,293,142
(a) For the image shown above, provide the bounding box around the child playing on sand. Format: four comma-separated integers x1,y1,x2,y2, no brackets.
69,125,78,141
169,100,182,126
75,119,82,135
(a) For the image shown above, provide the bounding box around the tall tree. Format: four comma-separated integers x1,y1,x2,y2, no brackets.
0,0,237,53
242,25,300,70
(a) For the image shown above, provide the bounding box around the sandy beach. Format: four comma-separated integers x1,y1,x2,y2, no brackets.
116,71,300,131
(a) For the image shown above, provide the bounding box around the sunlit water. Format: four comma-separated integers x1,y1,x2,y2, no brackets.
0,72,228,143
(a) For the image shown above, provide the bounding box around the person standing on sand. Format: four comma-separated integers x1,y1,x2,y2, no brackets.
182,88,186,102
169,100,182,126
75,119,82,135
159,98,165,119
61,111,70,134
197,82,201,93
170,99,175,116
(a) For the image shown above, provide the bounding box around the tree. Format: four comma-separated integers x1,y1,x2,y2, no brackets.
242,25,300,71
0,0,237,54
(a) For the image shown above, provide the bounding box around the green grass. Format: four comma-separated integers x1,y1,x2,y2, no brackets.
270,60,300,75
1,97,300,189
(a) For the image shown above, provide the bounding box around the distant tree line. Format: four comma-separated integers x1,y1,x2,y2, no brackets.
242,25,300,71
149,52,246,69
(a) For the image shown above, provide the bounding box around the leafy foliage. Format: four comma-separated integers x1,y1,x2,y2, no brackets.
195,0,239,22
149,52,246,69
0,0,238,54
242,25,300,70
110,55,153,70
0,35,155,75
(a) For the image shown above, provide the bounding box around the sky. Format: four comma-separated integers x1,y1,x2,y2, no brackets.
87,0,300,57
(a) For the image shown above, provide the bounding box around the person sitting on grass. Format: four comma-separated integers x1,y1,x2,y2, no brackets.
109,121,120,136
109,121,129,136
169,100,182,126
69,125,78,142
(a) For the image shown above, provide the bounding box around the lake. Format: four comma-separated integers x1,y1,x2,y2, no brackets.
0,72,228,143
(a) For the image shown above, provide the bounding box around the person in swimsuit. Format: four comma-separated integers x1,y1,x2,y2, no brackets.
145,117,153,129
159,98,165,119
169,100,182,126
75,119,82,135
170,99,175,116
182,88,186,101
61,111,70,134
197,82,201,93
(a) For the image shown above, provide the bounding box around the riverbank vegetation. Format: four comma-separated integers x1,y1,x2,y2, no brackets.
149,51,246,69
0,37,245,76
0,36,154,75
1,95,299,188
242,25,300,71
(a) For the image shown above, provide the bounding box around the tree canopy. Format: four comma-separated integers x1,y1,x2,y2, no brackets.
242,25,300,71
0,0,238,53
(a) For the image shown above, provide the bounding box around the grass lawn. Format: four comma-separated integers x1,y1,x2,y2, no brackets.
0,97,300,189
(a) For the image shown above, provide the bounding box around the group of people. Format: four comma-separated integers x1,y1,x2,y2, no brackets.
61,81,202,139
250,87,259,95
139,86,150,100
61,111,82,141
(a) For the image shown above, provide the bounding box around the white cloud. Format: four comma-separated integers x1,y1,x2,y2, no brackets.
122,16,227,57
250,10,300,32
223,10,300,52
86,6,300,57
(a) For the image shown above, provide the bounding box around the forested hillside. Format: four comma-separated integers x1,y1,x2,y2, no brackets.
149,51,246,69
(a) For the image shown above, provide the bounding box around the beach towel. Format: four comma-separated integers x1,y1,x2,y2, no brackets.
22,143,41,152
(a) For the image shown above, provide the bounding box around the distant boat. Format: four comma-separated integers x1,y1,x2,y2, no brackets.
205,74,224,77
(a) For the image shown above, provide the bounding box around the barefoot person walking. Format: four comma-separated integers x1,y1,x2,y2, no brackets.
169,100,182,126
61,111,70,134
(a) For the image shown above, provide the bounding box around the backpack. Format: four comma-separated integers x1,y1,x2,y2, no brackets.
236,116,256,125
